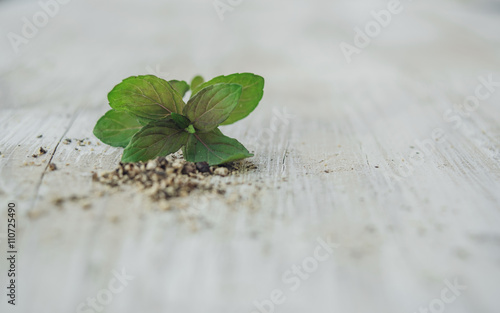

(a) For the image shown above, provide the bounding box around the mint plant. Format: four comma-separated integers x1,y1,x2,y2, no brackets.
93,73,264,165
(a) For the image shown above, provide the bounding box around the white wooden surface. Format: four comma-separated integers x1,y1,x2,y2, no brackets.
1,0,500,312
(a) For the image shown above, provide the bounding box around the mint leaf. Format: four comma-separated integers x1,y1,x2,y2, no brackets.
190,75,205,91
108,75,185,120
121,119,188,163
93,110,144,148
191,73,264,125
169,80,190,97
171,112,191,129
184,128,253,165
183,83,242,132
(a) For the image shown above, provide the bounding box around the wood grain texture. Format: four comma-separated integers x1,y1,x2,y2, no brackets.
1,0,500,312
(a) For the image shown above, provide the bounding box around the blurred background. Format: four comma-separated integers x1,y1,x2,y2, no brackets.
1,0,500,113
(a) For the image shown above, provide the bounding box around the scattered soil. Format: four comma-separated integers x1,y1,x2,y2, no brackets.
92,154,256,201
53,194,89,209
23,161,44,167
76,138,91,146
63,138,92,146
48,163,57,171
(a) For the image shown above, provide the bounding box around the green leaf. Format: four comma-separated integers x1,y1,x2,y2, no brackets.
171,112,191,129
121,119,188,163
108,75,186,120
183,83,242,132
169,80,190,97
191,73,264,125
190,75,205,91
184,128,253,165
93,110,144,148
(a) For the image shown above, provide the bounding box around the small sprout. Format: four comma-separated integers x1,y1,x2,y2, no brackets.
93,73,264,165
186,124,196,134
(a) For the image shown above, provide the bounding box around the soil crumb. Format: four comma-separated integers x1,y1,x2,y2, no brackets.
32,147,47,158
